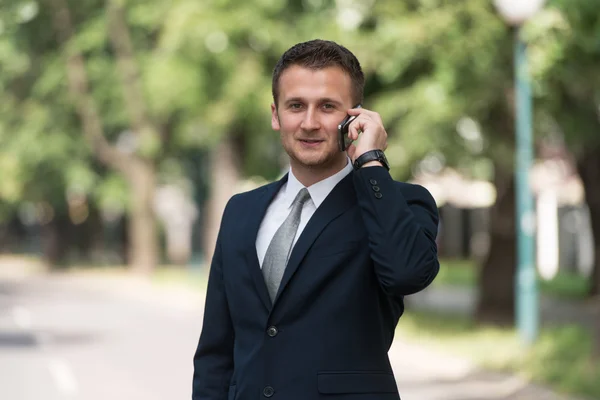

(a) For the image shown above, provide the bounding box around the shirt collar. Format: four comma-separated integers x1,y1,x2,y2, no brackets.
284,157,353,209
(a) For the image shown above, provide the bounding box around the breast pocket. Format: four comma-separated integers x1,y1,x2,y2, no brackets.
317,371,397,394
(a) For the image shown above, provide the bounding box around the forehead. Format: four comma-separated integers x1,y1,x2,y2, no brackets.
278,65,352,103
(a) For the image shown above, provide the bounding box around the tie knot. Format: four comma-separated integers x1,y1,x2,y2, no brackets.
293,188,311,206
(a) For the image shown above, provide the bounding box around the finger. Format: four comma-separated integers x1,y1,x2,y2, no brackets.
347,132,355,144
346,107,372,115
349,116,369,140
346,107,366,116
346,107,381,122
348,122,361,141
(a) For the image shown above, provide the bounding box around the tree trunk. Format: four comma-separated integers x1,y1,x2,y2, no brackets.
592,297,600,359
48,0,160,274
593,298,600,359
41,215,71,268
80,206,105,264
475,165,516,325
203,134,242,265
576,145,600,296
127,160,159,274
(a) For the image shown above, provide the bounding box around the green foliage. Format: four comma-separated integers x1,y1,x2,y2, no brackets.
94,173,129,215
0,0,369,224
360,1,515,180
538,272,593,300
1,0,599,263
533,0,600,151
524,326,599,397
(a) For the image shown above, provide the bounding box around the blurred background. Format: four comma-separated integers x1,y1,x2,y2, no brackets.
0,0,599,399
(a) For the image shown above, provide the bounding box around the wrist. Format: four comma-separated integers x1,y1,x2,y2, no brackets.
353,150,390,171
360,160,384,168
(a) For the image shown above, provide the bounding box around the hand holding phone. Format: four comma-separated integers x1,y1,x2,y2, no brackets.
337,104,361,152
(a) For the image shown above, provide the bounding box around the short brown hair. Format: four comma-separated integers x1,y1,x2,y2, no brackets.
272,39,365,107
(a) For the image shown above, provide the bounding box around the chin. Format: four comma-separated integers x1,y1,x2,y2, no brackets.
291,151,342,169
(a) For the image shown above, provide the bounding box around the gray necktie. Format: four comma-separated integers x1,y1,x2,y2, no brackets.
262,188,311,302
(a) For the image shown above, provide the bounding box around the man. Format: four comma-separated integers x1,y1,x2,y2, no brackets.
193,39,439,400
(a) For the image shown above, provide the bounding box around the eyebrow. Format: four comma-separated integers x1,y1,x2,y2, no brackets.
284,97,343,106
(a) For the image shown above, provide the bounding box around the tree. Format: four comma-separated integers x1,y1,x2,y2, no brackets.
42,0,161,273
0,1,112,266
533,0,600,296
362,1,518,322
365,0,600,323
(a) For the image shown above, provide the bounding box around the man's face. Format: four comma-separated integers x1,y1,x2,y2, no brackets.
272,65,353,175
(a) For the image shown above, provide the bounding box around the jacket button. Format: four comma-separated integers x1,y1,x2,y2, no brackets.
267,326,278,337
372,185,380,192
263,386,275,397
374,192,383,199
369,179,378,185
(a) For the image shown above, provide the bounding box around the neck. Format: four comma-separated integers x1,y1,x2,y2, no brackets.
290,156,348,187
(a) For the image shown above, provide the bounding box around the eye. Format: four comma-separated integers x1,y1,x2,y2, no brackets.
289,103,303,110
322,103,335,111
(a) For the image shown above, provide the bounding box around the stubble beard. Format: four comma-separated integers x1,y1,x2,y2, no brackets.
283,140,344,173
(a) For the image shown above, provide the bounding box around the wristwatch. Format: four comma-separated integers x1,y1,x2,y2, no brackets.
353,150,390,171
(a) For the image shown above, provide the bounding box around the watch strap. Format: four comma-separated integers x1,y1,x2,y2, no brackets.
353,150,390,171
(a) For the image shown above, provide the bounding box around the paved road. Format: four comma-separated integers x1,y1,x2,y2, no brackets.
0,269,588,400
0,272,202,400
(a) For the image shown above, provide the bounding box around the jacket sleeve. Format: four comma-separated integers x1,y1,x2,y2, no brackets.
353,166,440,296
192,203,235,399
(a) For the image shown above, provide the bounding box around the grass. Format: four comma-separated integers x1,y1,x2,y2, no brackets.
397,310,600,399
539,273,593,301
434,258,479,287
435,258,592,300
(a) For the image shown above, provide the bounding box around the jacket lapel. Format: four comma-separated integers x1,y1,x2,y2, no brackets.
243,175,288,311
274,172,356,304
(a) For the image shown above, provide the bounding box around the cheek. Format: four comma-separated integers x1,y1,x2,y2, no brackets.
279,117,300,133
325,115,343,132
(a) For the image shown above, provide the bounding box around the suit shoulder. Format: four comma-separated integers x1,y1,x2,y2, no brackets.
394,181,437,206
229,181,278,203
224,180,279,214
393,180,432,196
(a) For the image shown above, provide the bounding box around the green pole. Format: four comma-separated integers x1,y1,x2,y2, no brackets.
514,27,539,344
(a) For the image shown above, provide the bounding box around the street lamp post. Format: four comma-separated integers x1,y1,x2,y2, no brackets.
493,0,546,345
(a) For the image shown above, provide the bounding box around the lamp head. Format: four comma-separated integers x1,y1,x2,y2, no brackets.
493,0,547,25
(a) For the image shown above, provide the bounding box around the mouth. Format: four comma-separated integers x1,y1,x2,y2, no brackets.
298,139,325,145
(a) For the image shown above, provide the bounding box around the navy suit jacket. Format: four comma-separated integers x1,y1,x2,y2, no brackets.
193,166,439,400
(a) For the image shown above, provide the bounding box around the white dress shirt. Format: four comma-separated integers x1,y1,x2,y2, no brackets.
256,159,354,268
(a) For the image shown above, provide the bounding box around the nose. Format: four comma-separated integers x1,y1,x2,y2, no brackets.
300,108,321,131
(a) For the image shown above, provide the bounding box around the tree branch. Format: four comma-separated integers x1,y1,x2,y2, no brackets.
106,0,162,153
46,0,129,172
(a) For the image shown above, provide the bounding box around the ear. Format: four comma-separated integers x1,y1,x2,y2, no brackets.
271,103,280,131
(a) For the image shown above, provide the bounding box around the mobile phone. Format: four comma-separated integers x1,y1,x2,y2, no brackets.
337,104,362,152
